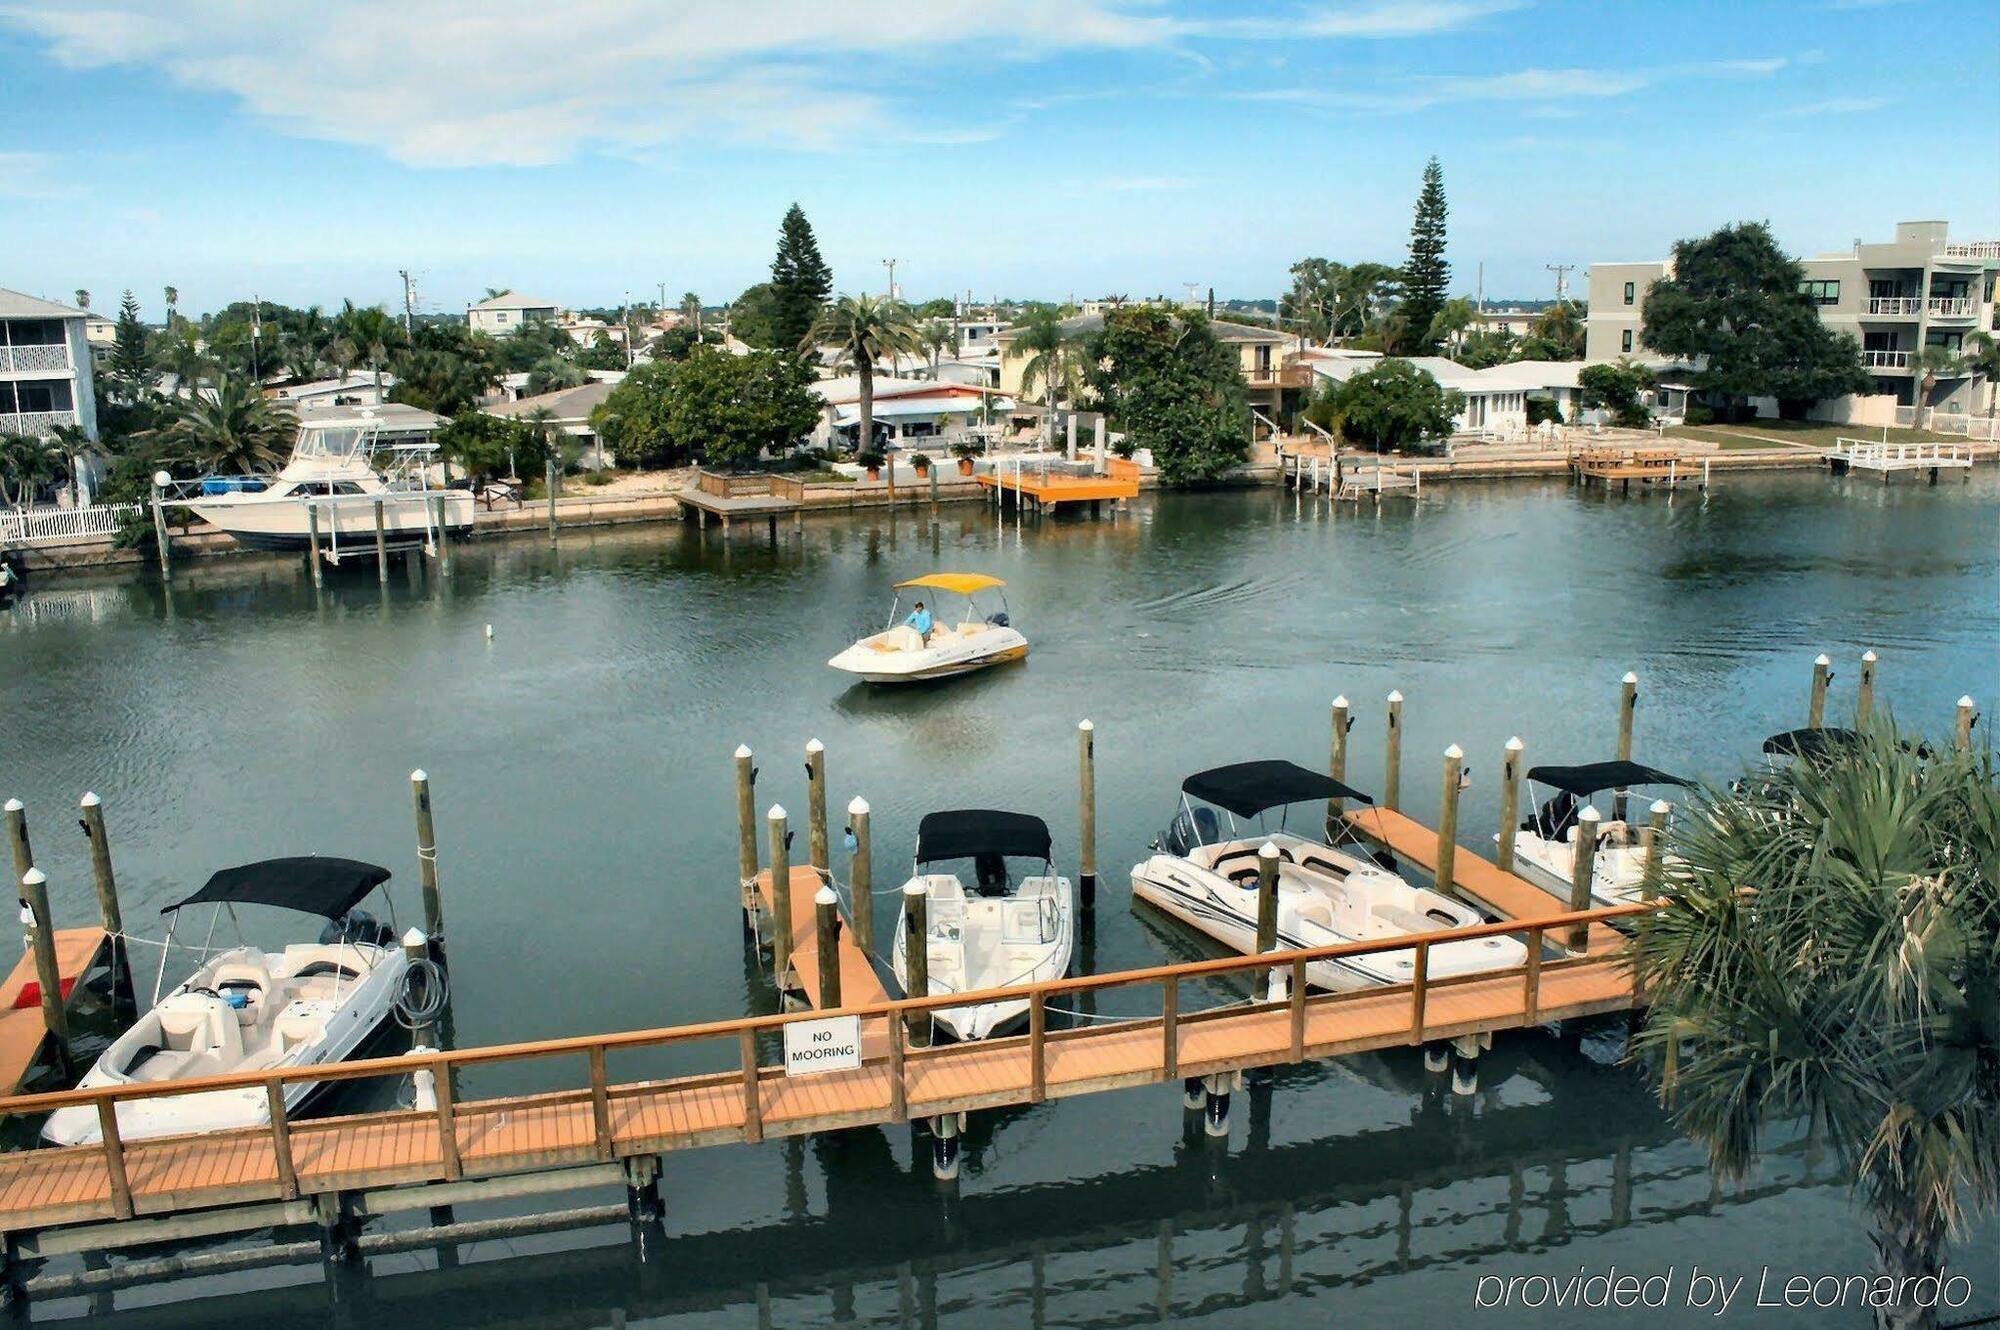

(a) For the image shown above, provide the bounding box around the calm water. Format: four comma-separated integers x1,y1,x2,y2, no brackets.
3,473,1998,1326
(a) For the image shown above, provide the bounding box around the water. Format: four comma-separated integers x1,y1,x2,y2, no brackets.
3,473,1998,1326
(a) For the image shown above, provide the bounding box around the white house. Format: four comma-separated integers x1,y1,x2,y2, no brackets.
468,292,561,336
810,375,1009,451
269,374,392,408
1,287,99,442
1302,350,1583,437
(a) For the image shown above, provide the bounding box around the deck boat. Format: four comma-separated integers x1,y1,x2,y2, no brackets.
828,573,1028,684
892,810,1073,1041
1130,761,1525,992
41,857,413,1147
169,411,472,554
1507,761,1691,907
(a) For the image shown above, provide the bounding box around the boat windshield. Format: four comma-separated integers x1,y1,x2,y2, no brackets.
292,423,377,464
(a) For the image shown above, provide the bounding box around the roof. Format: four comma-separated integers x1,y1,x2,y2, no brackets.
994,312,1290,345
1306,354,1584,395
834,393,1007,423
164,856,391,918
270,374,388,399
896,573,1004,595
916,810,1052,864
1182,760,1371,819
295,401,443,433
469,293,561,312
0,288,87,320
1526,762,1690,796
814,375,991,407
486,379,617,422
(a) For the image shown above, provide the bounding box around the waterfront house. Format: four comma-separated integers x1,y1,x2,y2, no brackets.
269,374,393,408
468,292,561,336
994,310,1307,424
483,379,620,469
81,309,117,366
1301,350,1584,437
810,374,1006,452
0,287,99,442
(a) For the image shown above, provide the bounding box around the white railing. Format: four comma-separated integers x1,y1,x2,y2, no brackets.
1925,297,1975,318
1862,349,1912,368
0,503,139,547
1831,438,1971,466
1894,408,2000,441
1865,297,1921,317
1,344,71,373
1941,241,2000,260
2,410,79,436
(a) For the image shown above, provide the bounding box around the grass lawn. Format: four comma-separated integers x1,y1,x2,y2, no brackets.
1666,420,1960,451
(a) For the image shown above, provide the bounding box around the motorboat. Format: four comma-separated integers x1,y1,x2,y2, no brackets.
892,809,1073,1041
828,573,1028,684
1131,761,1526,992
168,410,473,554
1507,761,1691,907
42,857,414,1147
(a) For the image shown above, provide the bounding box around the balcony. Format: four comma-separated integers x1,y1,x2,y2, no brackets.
1865,297,1921,317
1926,297,1976,319
3,409,79,435
1862,349,1912,369
1941,241,2000,260
1,343,73,373
1245,363,1313,389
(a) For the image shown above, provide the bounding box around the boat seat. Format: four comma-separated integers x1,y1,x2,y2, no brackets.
157,994,244,1062
211,960,274,1025
1371,902,1454,934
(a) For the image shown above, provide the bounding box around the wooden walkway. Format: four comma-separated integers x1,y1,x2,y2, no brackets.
1572,447,1705,489
0,900,1650,1238
1828,438,1974,477
751,865,890,1011
0,929,110,1096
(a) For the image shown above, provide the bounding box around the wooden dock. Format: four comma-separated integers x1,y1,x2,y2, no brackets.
1281,450,1422,502
1571,447,1706,491
0,900,1650,1243
677,470,801,532
751,864,891,1012
0,929,110,1096
977,458,1140,513
1827,437,1974,479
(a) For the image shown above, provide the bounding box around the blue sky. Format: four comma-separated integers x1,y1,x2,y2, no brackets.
3,0,1995,319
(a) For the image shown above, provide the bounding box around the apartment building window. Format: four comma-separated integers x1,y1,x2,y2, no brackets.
1985,274,1996,302
1621,330,1633,353
0,318,65,346
1926,331,1964,353
1863,332,1897,351
4,380,75,412
1799,279,1839,306
1622,282,1635,306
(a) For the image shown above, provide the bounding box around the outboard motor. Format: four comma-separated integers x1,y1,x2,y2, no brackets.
984,611,1010,628
320,909,395,948
1163,806,1221,857
1525,790,1581,841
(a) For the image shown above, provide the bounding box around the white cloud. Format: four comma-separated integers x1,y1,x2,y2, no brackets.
1238,55,1788,114
1195,1,1526,40
1771,96,1890,116
0,151,79,198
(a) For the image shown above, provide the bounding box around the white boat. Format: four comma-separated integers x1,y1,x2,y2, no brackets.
1506,761,1691,908
828,573,1028,684
892,810,1072,1041
170,411,473,554
1131,761,1526,992
42,857,413,1147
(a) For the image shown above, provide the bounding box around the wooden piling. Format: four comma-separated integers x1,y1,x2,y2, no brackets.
1326,696,1351,831
847,797,873,958
1383,691,1404,811
805,739,828,871
4,799,31,891
1857,650,1878,723
1808,654,1831,728
434,495,452,574
1567,807,1602,952
1642,800,1671,894
901,882,929,1047
305,503,324,588
1955,696,1977,752
374,500,389,582
18,868,70,1056
1254,842,1280,957
409,770,445,943
547,459,559,538
1077,720,1097,911
1613,671,1637,822
77,793,122,937
814,886,842,1009
1435,746,1463,898
734,746,758,911
768,805,792,988
1497,737,1524,873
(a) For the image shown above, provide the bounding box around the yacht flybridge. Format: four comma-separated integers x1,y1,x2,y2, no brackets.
892,810,1073,1041
166,412,473,555
1508,761,1692,907
41,857,414,1147
1131,761,1525,992
828,574,1028,684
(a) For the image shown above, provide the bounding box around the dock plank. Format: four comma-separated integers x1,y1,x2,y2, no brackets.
0,928,110,1095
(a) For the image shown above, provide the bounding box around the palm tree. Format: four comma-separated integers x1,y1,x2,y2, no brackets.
336,300,401,392
1429,297,1479,358
1011,310,1087,450
49,423,93,504
681,292,702,333
1911,344,1965,428
154,328,215,398
0,433,65,507
525,356,585,397
921,321,956,376
1965,331,2000,428
1630,724,2000,1329
158,375,297,474
163,285,179,329
804,295,921,458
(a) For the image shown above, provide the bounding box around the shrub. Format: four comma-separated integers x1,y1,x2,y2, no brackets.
1685,403,1716,427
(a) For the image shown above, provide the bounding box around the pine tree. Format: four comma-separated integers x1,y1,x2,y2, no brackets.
1401,157,1450,354
770,203,834,350
110,289,151,395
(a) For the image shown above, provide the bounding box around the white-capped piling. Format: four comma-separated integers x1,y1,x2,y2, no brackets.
5,798,32,895
1956,697,1978,752
374,500,389,582
1326,697,1351,833
1567,806,1602,952
805,739,828,871
768,805,793,989
1435,746,1464,896
814,885,842,1009
18,868,69,1062
1078,720,1097,912
1497,737,1525,873
306,503,324,588
1384,691,1404,811
735,746,759,919
1857,650,1878,722
149,471,173,578
78,792,130,1013
1808,654,1831,728
1643,799,1672,894
847,797,873,958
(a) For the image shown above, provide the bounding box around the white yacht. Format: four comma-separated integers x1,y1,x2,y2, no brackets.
170,409,473,554
892,810,1072,1041
42,857,413,1147
1507,761,1691,907
1131,761,1526,992
828,574,1028,684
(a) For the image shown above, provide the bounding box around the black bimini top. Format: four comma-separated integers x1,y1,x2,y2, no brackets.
164,856,391,919
1182,760,1372,819
1527,762,1690,797
1761,727,1861,758
916,810,1052,863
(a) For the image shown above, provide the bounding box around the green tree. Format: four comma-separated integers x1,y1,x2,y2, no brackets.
0,432,66,506
1330,358,1461,454
1281,257,1341,342
575,334,627,372
1010,311,1088,449
655,326,722,361
1964,331,2000,425
157,375,297,474
391,347,498,416
1641,221,1869,419
437,411,544,482
109,290,151,396
769,203,834,349
727,282,786,349
1630,725,2000,1329
921,320,956,375
1912,344,1965,418
525,356,586,397
665,348,819,470
1519,300,1585,361
73,290,90,311
680,292,702,331
590,361,677,466
1578,359,1657,428
1429,296,1478,356
1088,307,1249,486
335,300,402,392
805,295,920,456
1400,157,1450,353
1456,328,1518,369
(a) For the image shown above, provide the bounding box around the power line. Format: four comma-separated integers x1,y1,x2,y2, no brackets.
1545,263,1576,304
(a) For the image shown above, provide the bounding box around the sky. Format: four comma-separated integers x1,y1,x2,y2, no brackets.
2,0,1996,319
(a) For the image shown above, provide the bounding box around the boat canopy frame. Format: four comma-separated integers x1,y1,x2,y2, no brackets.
883,574,1011,633
1523,761,1690,798
1170,759,1374,852
915,809,1053,866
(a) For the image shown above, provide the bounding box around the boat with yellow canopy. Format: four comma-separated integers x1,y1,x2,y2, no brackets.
827,573,1029,684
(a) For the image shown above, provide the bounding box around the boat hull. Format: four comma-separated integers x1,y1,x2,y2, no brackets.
829,628,1029,684
184,491,475,553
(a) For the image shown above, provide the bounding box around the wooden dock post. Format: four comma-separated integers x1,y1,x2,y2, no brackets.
547,459,560,538
1435,746,1463,899
768,806,793,991
1326,696,1351,834
434,495,452,575
1253,842,1280,956
1642,800,1672,893
1956,696,1977,752
374,500,389,583
1857,650,1878,723
409,770,445,945
814,886,842,1010
1497,737,1524,873
305,502,324,588
901,882,929,1047
149,471,173,579
1808,654,1831,728
1613,672,1638,822
805,739,828,871
5,799,32,896
1384,691,1404,811
78,792,129,1016
735,746,759,923
1567,807,1602,952
18,869,70,1063
847,797,873,958
1077,720,1097,912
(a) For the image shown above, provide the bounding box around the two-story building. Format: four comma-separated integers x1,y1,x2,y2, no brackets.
1585,220,1999,414
0,288,99,441
994,310,1306,423
467,292,561,337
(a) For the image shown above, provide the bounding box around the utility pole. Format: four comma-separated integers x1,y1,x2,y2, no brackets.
1476,262,1485,313
882,259,898,300
623,288,634,369
399,269,417,337
250,291,261,381
1546,263,1575,306
657,281,666,315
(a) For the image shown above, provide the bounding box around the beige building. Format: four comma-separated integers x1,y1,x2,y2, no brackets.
994,310,1307,421
467,292,561,336
1585,221,1999,413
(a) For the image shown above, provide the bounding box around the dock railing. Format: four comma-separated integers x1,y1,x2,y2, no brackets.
0,898,1661,1222
1830,438,1972,467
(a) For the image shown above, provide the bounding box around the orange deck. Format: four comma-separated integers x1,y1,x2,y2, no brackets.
0,929,109,1095
977,471,1140,505
752,865,891,1012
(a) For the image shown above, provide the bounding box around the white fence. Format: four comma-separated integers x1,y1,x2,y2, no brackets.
0,503,140,548
1892,408,2000,441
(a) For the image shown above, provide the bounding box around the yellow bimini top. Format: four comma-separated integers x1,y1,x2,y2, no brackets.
894,573,1005,595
